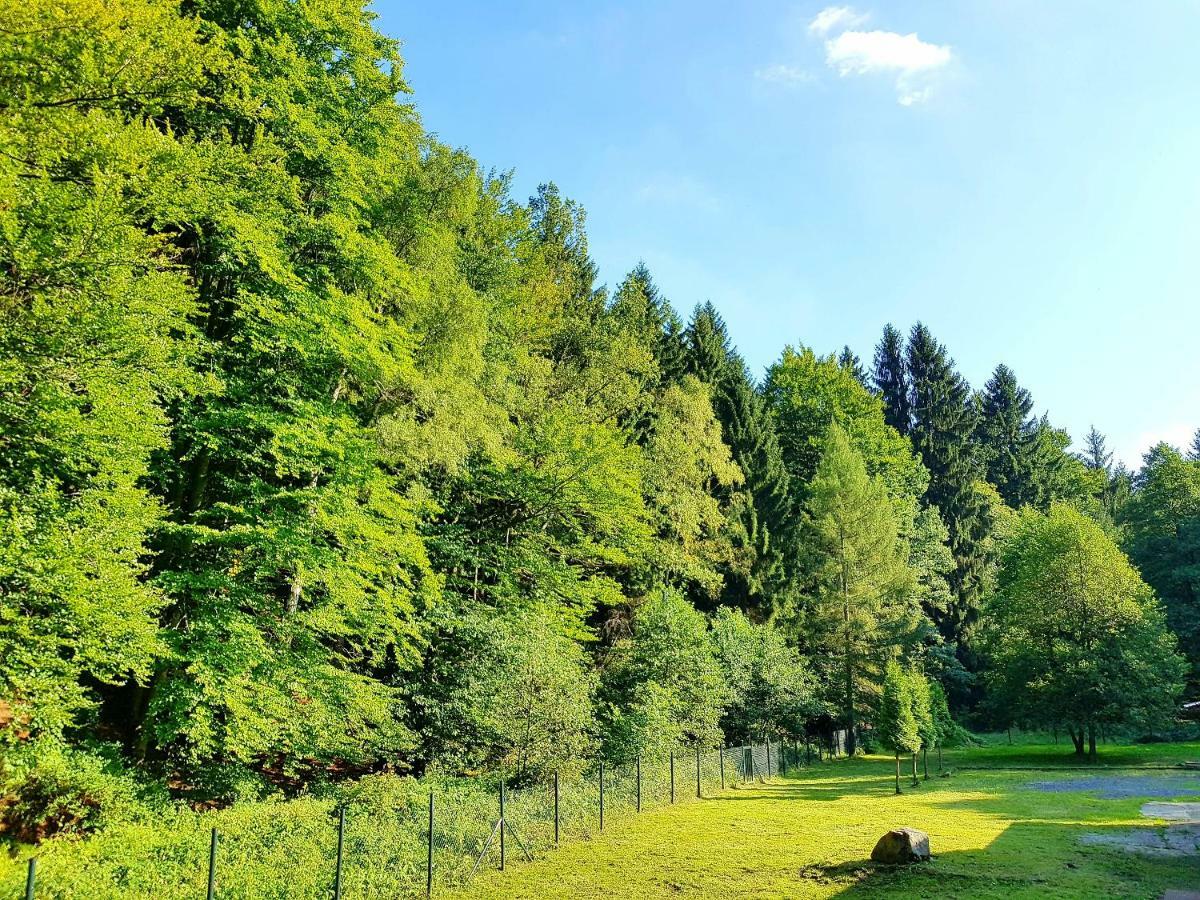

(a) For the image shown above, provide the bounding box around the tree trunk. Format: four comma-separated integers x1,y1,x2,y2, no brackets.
937,743,943,772
895,752,901,794
1069,727,1085,756
923,747,929,780
1087,723,1097,762
911,752,919,786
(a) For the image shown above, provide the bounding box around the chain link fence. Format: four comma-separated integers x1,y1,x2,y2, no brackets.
11,737,829,899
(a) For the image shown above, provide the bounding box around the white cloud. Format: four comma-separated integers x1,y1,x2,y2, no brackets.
754,63,816,86
823,27,953,105
808,6,869,36
760,7,956,106
824,29,952,76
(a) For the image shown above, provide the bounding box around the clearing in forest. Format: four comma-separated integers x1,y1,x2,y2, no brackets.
456,744,1200,900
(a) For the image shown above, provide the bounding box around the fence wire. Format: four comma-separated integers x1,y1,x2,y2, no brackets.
9,739,827,899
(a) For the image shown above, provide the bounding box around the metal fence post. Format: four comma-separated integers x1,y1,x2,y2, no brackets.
599,763,605,831
670,752,675,804
766,736,772,778
207,828,218,900
554,771,560,843
695,746,701,799
636,755,642,812
426,792,435,897
25,858,35,900
334,807,345,900
499,781,506,872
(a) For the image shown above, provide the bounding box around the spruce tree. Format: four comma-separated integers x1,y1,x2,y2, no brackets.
906,323,990,638
976,364,1037,507
1081,426,1114,473
1190,428,1200,463
683,304,793,615
873,324,911,436
838,345,868,388
610,262,687,383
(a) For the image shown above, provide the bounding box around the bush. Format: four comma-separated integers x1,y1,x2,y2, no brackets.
0,742,155,843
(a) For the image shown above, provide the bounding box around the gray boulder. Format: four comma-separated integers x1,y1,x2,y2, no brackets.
870,827,931,864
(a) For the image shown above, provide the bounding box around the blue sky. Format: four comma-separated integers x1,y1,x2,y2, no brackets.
374,1,1200,467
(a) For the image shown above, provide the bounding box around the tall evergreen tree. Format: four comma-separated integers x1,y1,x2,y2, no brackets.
838,345,868,388
683,304,793,615
610,263,687,384
1190,428,1200,463
975,364,1036,507
906,323,990,639
801,424,918,756
1081,426,1114,473
872,324,911,436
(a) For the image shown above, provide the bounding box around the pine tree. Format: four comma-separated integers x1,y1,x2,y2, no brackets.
873,324,911,436
906,323,990,638
802,424,917,756
1189,428,1200,463
1081,426,1114,473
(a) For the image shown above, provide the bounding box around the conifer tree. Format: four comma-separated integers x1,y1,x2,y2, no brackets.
976,364,1037,507
683,304,793,614
838,345,868,387
802,424,917,756
878,661,920,793
1081,426,1114,473
872,324,911,436
1190,428,1200,462
928,680,954,772
906,323,990,638
909,671,935,781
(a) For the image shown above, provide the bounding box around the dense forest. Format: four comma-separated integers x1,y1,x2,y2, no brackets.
1,0,1197,824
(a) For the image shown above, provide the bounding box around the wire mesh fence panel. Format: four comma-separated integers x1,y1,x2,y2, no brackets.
4,739,817,898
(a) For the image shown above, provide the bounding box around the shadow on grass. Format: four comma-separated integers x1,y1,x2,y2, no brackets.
812,821,1200,898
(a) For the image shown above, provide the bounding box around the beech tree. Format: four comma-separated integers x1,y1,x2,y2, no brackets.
983,505,1186,758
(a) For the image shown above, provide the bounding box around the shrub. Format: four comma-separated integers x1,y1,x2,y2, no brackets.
0,742,154,843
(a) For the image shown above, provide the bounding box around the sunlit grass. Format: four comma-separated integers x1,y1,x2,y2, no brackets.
455,743,1200,899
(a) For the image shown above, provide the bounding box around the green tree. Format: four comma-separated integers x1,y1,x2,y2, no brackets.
975,364,1038,507
765,345,928,505
1190,429,1200,463
877,661,920,793
838,346,868,387
872,324,910,436
906,323,991,638
710,608,816,743
983,505,1186,758
684,304,793,615
0,0,214,742
1121,444,1200,693
928,680,954,771
1081,426,1114,473
909,671,935,781
598,590,727,762
800,424,919,756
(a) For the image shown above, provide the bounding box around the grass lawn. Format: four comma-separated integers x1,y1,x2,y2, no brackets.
455,742,1200,899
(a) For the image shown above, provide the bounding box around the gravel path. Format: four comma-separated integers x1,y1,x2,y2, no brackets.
1029,774,1200,799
